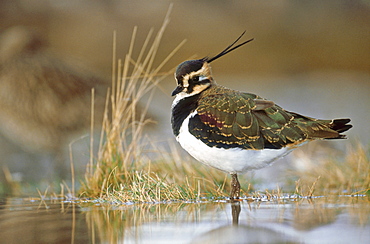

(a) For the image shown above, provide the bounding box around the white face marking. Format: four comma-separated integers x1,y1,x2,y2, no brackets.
199,75,208,81
171,82,211,109
182,79,189,88
176,111,297,174
171,91,194,108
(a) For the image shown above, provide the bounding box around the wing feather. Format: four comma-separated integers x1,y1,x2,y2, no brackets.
188,86,344,150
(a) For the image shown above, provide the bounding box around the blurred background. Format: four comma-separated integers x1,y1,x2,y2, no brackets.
0,0,369,192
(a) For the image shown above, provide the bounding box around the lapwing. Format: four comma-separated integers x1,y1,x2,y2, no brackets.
171,32,352,199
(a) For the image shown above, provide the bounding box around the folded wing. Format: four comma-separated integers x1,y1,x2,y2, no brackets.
188,89,351,150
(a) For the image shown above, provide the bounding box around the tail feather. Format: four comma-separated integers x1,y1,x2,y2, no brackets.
327,118,352,139
330,119,352,133
289,112,352,140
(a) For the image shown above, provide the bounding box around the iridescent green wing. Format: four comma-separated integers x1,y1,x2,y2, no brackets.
189,88,348,150
242,92,345,147
249,96,308,149
188,90,275,149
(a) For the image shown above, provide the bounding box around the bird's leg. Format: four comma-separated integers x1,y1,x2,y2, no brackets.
230,173,240,199
231,201,241,225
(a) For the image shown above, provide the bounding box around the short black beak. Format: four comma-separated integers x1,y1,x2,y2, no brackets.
171,86,183,96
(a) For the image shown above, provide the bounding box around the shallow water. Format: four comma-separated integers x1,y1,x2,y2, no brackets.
0,195,369,244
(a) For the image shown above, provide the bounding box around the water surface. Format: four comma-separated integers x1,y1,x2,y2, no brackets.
1,195,369,243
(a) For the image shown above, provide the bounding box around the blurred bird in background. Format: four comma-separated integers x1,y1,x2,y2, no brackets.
0,26,108,185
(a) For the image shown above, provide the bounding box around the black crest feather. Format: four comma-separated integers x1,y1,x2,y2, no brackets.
205,31,254,63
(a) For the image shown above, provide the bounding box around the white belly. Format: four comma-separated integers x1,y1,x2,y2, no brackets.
177,115,295,174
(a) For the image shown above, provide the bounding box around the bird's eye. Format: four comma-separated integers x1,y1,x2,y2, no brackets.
190,76,200,83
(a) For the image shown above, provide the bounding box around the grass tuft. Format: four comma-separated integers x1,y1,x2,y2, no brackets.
79,8,229,202
288,143,370,196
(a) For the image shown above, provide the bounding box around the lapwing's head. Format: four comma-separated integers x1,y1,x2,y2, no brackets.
171,31,254,98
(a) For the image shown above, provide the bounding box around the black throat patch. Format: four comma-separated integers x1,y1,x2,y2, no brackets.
171,94,201,136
